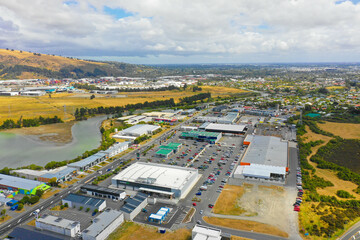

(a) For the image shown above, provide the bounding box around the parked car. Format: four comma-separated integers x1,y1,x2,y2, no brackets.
192,202,197,206
208,204,214,208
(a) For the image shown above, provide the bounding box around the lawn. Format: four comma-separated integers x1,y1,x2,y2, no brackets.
318,121,360,139
203,217,288,238
107,222,191,240
213,185,245,215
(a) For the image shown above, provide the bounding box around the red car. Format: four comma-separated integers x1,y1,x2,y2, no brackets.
219,185,224,188
192,202,197,206
208,204,214,208
294,206,300,212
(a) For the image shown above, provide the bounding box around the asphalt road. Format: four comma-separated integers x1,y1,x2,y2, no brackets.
339,221,360,240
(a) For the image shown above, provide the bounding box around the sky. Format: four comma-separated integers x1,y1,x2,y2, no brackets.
1,0,360,64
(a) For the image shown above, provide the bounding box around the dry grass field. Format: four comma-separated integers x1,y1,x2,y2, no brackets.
318,122,360,139
0,86,247,124
42,189,61,199
0,49,104,71
213,185,245,215
203,217,289,238
107,222,191,240
302,125,333,144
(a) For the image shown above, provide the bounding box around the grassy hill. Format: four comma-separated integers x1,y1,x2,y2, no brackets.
0,48,151,79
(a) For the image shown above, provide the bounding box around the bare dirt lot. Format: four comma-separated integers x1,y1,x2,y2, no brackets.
213,183,297,235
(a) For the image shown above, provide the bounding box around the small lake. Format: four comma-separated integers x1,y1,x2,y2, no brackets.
0,115,106,169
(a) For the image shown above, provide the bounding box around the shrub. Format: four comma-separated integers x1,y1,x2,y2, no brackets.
336,190,355,199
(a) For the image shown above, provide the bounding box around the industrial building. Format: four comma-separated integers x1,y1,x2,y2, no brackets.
8,226,71,240
196,112,239,124
101,142,130,157
11,167,77,183
0,174,49,195
156,142,182,157
112,124,161,140
155,149,173,158
234,135,289,180
62,194,106,212
112,162,199,199
180,130,222,144
192,225,222,240
35,214,80,237
121,124,160,136
180,126,198,131
80,185,126,201
82,209,124,240
120,192,148,220
199,123,247,135
68,152,107,171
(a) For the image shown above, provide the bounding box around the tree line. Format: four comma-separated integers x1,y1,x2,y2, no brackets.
73,83,180,92
0,116,63,129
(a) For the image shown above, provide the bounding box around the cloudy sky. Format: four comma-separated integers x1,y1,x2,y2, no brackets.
1,0,360,64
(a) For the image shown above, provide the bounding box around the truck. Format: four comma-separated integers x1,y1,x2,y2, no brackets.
33,209,40,215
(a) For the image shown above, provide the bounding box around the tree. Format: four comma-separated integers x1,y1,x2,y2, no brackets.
17,203,24,211
64,203,68,208
86,208,90,212
1,209,6,216
90,94,96,100
35,189,44,198
79,206,83,211
28,195,40,205
48,177,58,187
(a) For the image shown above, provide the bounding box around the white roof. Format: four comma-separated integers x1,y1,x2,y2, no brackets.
111,134,137,140
192,225,221,240
121,124,160,136
149,214,163,220
113,162,198,190
237,164,286,178
242,135,288,167
205,123,246,133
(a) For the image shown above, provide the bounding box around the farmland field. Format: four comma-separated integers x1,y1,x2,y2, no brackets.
0,86,248,124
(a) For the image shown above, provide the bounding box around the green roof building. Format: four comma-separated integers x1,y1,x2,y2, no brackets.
155,149,173,158
180,130,222,143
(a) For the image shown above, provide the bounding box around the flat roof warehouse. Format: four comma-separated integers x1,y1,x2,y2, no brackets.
112,162,197,190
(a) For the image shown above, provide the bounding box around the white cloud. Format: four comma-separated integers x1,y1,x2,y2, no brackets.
0,0,360,63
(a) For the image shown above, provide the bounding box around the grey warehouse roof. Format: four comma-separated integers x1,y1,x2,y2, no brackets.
82,209,123,238
68,152,107,168
37,214,79,230
242,135,288,167
41,167,76,180
63,194,105,207
0,173,44,190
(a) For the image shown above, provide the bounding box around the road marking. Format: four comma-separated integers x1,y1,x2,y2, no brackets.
60,195,63,198
18,219,21,223
51,201,53,204
41,206,43,209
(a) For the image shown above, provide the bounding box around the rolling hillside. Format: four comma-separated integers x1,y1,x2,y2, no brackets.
0,48,151,79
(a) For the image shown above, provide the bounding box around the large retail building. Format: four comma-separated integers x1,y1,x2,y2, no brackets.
112,162,199,199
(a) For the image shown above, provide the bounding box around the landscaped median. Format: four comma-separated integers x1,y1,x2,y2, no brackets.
203,216,289,238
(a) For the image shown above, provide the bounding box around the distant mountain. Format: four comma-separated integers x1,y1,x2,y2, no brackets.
0,48,152,79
